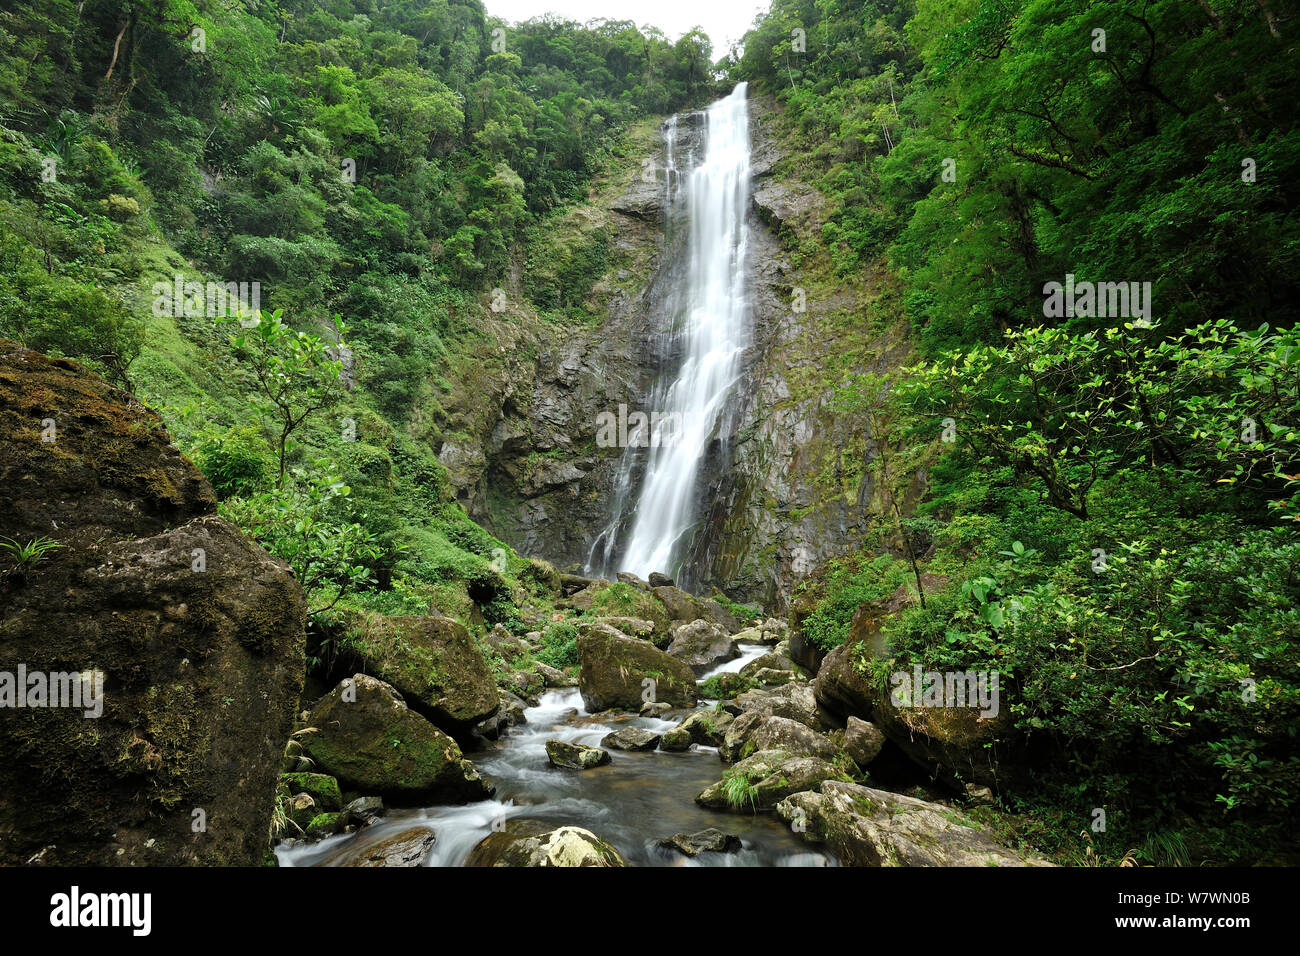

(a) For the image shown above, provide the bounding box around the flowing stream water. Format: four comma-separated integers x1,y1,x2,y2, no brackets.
276,644,833,867
589,83,753,582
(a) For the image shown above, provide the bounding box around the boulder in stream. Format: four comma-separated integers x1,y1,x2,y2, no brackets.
696,750,850,812
601,726,662,751
337,826,437,867
299,675,492,804
776,782,1055,867
657,828,742,857
667,619,738,674
546,739,611,770
577,625,698,711
467,820,626,867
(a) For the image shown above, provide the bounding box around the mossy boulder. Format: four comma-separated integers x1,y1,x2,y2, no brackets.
546,739,610,770
775,782,1055,867
696,750,848,812
666,619,737,674
280,772,342,811
576,624,698,712
658,726,693,751
299,675,492,805
652,585,741,633
466,820,626,867
334,612,499,735
678,709,735,747
0,344,305,865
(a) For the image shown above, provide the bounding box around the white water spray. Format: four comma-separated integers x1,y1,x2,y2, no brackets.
603,83,753,579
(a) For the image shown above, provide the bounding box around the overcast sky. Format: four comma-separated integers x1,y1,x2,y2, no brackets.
484,0,770,59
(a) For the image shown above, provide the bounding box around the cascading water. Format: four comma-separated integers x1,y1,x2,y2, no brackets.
590,83,752,581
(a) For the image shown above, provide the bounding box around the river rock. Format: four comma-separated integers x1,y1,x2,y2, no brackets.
299,675,492,804
546,739,610,770
776,782,1054,867
659,727,693,751
735,682,830,730
337,826,437,867
577,625,698,711
534,662,576,687
467,821,627,867
843,716,885,768
331,613,500,736
640,700,672,718
741,651,799,680
696,750,848,812
678,709,734,747
0,343,305,866
667,619,738,674
652,585,742,633
657,828,742,857
748,716,837,761
601,727,662,751
343,796,386,824
648,572,675,588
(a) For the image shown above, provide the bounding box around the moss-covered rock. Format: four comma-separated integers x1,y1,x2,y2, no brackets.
545,739,610,770
775,782,1055,867
696,750,848,812
280,772,342,812
0,344,305,866
333,611,499,735
576,624,698,712
299,675,492,805
466,819,626,867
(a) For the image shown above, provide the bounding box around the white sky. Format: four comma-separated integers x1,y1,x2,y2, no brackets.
484,0,770,60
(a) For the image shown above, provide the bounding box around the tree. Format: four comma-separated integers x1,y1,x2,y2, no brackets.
221,309,348,485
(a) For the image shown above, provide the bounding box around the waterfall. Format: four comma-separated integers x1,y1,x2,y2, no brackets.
589,83,752,581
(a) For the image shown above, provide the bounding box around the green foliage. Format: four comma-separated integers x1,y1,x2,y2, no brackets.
537,621,580,670
191,424,273,498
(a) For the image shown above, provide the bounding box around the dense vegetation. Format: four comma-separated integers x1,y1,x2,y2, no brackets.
0,0,719,634
743,0,1299,864
2,0,1296,867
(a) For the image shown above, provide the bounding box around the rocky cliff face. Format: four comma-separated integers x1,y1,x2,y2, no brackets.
0,342,305,865
428,98,908,610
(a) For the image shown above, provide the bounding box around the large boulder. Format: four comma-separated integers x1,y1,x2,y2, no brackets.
332,612,499,736
776,782,1054,867
299,675,491,804
601,726,662,751
678,709,735,748
577,625,698,712
0,344,304,866
467,820,626,867
656,828,742,857
666,619,737,675
735,682,831,731
696,750,848,812
652,585,741,633
842,716,886,768
812,638,876,723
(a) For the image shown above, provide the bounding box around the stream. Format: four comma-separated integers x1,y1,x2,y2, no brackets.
276,643,836,867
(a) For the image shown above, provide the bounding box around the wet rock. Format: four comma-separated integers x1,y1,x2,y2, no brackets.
667,619,738,675
657,828,742,857
659,727,693,752
740,651,800,680
601,727,662,751
640,700,672,718
648,572,675,588
617,571,651,590
501,669,545,699
343,796,386,825
299,675,492,804
776,782,1054,867
467,820,626,867
534,662,576,688
546,739,610,770
337,826,436,867
696,750,848,812
577,625,698,711
305,812,347,839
